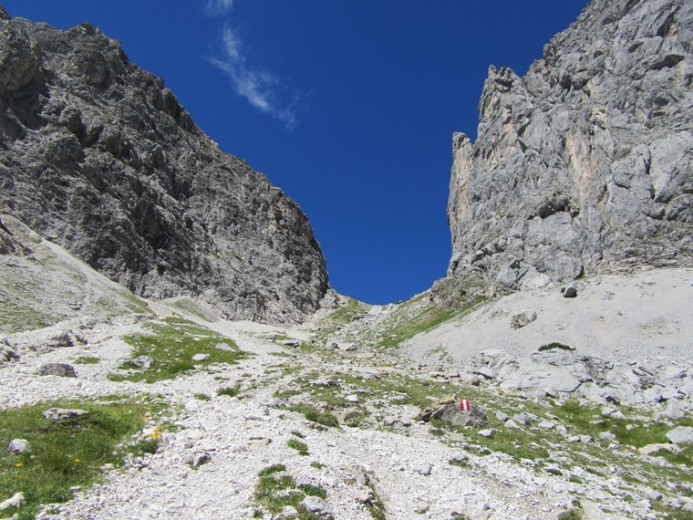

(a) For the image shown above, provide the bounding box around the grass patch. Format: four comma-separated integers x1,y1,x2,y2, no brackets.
168,298,217,322
0,399,163,519
287,405,339,428
194,393,211,401
297,484,326,498
73,356,100,365
254,465,326,519
216,385,240,398
108,317,247,383
287,439,310,456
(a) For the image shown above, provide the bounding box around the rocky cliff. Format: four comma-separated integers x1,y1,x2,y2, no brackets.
0,7,329,323
448,0,692,290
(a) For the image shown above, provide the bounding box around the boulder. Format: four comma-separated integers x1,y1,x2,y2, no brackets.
38,363,77,377
43,408,90,421
124,355,155,369
7,439,31,454
0,492,25,513
666,426,693,445
417,396,489,428
510,310,537,329
562,284,578,298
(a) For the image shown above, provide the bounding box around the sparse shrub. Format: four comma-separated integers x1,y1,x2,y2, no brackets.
538,342,574,352
298,483,326,498
287,438,309,456
73,356,100,364
557,509,583,520
216,385,240,398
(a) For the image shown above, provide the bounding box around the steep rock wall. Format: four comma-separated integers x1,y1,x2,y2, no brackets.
448,0,692,290
0,9,329,323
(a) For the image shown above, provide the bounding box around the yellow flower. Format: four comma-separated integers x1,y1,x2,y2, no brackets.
74,458,81,464
144,427,162,442
14,462,23,468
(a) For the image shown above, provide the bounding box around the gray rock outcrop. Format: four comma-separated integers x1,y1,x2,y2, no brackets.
448,0,692,290
0,10,329,323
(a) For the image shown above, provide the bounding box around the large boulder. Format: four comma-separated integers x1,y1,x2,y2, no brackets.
417,395,489,428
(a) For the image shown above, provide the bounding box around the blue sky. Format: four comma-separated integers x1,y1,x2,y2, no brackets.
4,1,590,304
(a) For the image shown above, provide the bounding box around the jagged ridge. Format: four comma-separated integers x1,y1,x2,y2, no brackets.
0,7,329,323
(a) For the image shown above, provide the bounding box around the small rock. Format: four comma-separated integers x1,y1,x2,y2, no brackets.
666,426,693,445
473,368,495,380
189,452,211,468
0,492,25,512
449,454,469,465
538,420,556,430
216,343,234,352
562,284,578,298
478,429,494,438
646,489,663,501
7,439,30,454
39,363,77,377
413,464,432,476
278,505,299,519
496,411,509,422
383,417,399,427
355,490,373,504
512,412,532,426
504,419,519,429
346,394,360,403
246,437,272,448
282,340,301,348
601,406,618,417
510,310,537,329
598,431,616,442
299,496,333,518
42,408,90,421
192,353,210,362
344,343,358,352
0,345,19,363
125,355,155,369
414,502,430,514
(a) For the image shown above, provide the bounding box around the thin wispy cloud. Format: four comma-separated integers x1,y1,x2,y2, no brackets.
208,25,299,129
206,0,234,16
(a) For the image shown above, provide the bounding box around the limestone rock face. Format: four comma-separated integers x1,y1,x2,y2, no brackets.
0,12,329,323
448,0,692,290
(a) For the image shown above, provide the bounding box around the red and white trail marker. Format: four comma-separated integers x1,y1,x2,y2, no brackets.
459,399,472,412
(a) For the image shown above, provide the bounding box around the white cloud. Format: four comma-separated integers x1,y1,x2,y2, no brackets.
206,0,234,15
208,25,299,128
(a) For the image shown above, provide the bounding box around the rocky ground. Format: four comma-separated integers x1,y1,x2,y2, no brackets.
1,221,692,519
1,237,692,519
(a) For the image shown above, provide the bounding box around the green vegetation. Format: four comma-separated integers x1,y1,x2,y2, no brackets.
254,464,326,519
376,299,484,349
168,299,217,322
216,385,240,398
194,393,211,401
73,356,100,365
557,508,583,520
109,317,248,383
287,405,339,428
539,342,575,352
0,399,165,520
364,483,387,520
287,438,309,456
